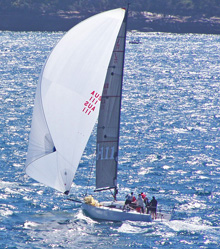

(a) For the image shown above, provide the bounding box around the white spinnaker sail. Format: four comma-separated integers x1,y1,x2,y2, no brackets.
25,9,126,193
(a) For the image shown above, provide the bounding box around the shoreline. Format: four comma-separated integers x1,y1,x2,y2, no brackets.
1,11,220,34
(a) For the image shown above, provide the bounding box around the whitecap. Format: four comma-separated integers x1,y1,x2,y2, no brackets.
166,218,217,232
23,221,40,229
75,210,97,224
0,209,13,217
117,221,152,234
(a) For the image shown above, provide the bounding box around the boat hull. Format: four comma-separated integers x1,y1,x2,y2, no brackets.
82,203,152,222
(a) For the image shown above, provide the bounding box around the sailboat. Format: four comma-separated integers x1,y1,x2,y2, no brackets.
25,7,171,222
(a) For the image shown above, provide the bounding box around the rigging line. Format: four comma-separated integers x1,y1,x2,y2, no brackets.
109,189,116,199
67,198,82,204
84,152,96,197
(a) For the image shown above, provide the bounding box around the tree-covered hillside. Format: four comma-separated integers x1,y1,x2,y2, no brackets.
1,0,220,17
1,0,220,33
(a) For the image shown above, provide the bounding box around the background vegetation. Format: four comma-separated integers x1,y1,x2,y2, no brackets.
1,0,220,17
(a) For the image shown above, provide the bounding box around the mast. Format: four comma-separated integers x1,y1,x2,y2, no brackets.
95,7,129,199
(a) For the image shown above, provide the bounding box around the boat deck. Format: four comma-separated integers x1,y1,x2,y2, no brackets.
82,201,172,222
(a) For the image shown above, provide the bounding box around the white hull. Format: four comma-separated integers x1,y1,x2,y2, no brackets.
82,203,152,222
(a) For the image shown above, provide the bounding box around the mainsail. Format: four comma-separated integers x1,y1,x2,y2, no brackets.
25,9,126,194
95,10,128,191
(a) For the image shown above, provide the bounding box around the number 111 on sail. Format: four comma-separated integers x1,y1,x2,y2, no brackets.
97,144,116,161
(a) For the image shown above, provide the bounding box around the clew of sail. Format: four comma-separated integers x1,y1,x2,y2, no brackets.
25,9,126,194
95,10,128,191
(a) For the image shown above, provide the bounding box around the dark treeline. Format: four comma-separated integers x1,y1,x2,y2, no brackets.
1,0,220,17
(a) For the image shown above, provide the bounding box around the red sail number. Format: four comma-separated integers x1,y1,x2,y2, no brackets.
82,91,101,115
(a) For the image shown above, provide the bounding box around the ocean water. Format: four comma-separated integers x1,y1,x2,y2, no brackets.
1,30,220,248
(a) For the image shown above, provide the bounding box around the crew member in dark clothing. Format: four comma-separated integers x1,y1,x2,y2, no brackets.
149,196,157,219
125,192,134,205
144,197,150,214
123,192,136,210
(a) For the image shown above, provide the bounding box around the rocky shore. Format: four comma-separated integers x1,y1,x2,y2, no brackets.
1,10,220,34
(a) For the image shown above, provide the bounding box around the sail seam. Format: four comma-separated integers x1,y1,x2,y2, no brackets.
97,140,119,143
102,95,120,98
25,152,54,168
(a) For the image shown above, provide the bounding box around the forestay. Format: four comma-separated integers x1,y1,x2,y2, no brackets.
25,9,126,193
96,10,127,191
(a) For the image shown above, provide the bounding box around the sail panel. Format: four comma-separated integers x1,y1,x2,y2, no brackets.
25,8,126,193
26,152,72,193
96,11,127,190
25,77,55,167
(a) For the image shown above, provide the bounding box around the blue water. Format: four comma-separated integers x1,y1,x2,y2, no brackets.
1,30,220,248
